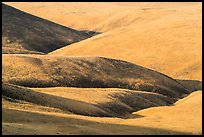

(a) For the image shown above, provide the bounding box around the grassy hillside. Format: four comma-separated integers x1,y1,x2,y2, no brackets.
2,2,202,135
50,20,201,80
2,90,201,135
2,108,192,135
2,3,95,54
4,2,201,80
46,2,202,80
4,2,201,32
2,54,189,98
132,90,202,134
2,83,176,118
2,83,111,117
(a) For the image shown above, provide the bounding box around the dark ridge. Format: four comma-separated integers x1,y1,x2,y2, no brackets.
176,79,202,92
2,3,99,54
2,83,112,117
97,91,176,117
3,55,189,99
2,83,178,119
101,57,190,93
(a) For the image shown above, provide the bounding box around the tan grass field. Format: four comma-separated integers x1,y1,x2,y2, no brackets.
4,2,201,32
3,54,192,98
49,14,201,80
2,2,202,135
2,90,202,135
2,3,94,54
4,3,202,80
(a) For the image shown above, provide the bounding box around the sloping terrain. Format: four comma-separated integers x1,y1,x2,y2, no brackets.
2,83,110,117
176,79,202,92
50,21,201,80
4,3,201,80
2,83,175,118
4,2,201,32
2,90,201,135
2,2,202,135
2,108,191,135
131,90,202,134
2,54,189,99
2,3,95,54
46,3,202,80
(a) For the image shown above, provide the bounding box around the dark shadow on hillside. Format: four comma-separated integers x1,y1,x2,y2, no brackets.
97,91,176,119
80,30,101,36
2,3,100,54
2,108,196,135
3,55,190,99
176,79,202,92
2,83,174,119
7,70,185,99
2,83,112,117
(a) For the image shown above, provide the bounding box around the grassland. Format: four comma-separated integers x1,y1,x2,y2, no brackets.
2,54,190,98
2,90,202,135
2,3,95,54
2,2,202,135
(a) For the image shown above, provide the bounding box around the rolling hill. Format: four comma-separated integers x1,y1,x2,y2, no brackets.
2,89,202,135
2,54,189,99
4,2,201,32
45,2,202,80
2,3,96,54
2,83,175,118
4,3,201,80
50,20,201,81
2,2,202,135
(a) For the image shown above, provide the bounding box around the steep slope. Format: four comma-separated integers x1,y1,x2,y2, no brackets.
50,15,201,80
2,90,201,135
31,87,176,116
131,90,202,134
4,3,201,80
176,79,202,92
2,83,175,118
2,83,111,117
2,3,95,54
3,2,144,31
47,3,201,80
2,3,202,135
2,54,189,99
4,2,201,32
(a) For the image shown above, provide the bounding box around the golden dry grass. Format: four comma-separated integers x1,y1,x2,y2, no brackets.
2,90,202,135
2,76,179,118
2,83,111,117
2,2,202,135
131,90,202,134
4,2,201,32
2,3,94,54
3,2,202,80
50,21,201,80
2,54,190,98
41,2,202,80
2,108,193,135
30,87,117,104
30,87,177,115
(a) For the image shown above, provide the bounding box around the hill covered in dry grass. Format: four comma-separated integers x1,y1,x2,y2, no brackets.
2,83,176,118
42,2,201,80
2,54,190,99
4,2,201,32
2,2,202,135
2,3,96,54
2,90,202,135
